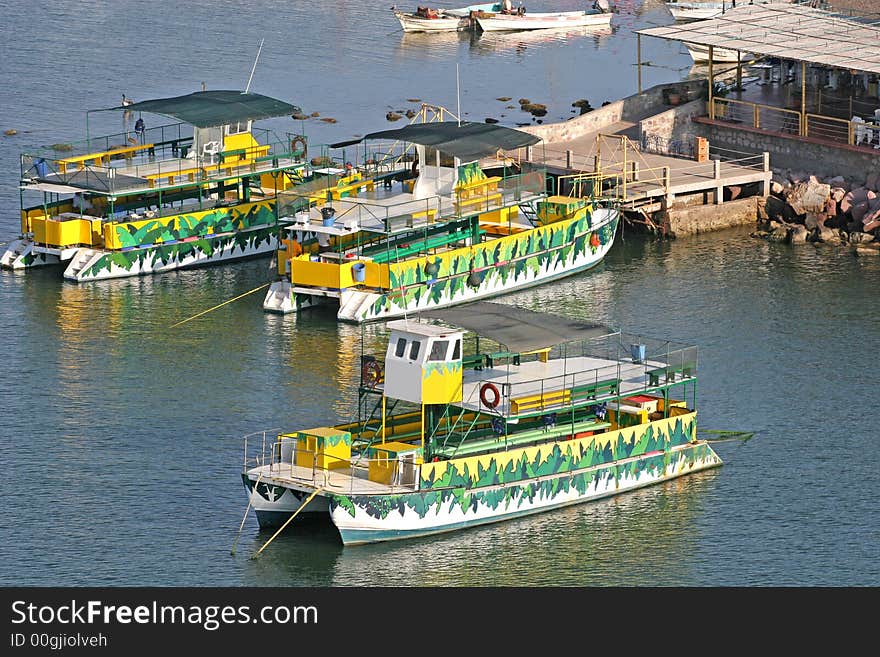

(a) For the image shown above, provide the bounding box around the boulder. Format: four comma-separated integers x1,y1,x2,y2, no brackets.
805,213,822,230
827,175,847,188
831,188,846,203
851,202,869,223
849,232,875,244
817,225,841,244
867,172,879,191
855,244,880,256
770,180,786,196
768,225,790,242
786,181,830,215
789,225,809,244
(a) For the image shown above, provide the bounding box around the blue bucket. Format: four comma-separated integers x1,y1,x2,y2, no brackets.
630,344,646,363
352,262,366,283
321,206,336,227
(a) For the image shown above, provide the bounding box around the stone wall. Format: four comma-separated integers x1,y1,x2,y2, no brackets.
667,197,758,237
693,120,880,184
639,99,707,145
520,79,709,143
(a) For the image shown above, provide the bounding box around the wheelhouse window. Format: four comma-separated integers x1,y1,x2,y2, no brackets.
409,340,421,360
429,340,449,361
395,338,407,358
452,339,461,360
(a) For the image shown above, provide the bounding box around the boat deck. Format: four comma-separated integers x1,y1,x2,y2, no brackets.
459,355,672,416
248,459,419,496
28,153,303,196
290,185,545,235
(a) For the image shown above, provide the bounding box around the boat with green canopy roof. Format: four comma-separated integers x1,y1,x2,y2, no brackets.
263,112,622,321
1,89,367,281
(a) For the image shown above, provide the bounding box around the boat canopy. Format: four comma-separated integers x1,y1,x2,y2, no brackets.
97,90,302,128
416,301,614,353
331,121,541,161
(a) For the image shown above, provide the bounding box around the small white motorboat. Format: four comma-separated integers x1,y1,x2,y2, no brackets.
475,1,613,32
394,3,501,32
685,42,751,63
665,1,732,21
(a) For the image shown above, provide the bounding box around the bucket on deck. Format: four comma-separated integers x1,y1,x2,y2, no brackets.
630,344,646,363
321,206,336,227
352,262,366,282
34,158,48,178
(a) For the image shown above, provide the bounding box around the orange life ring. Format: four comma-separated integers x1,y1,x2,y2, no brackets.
362,360,382,387
480,382,500,408
291,136,307,157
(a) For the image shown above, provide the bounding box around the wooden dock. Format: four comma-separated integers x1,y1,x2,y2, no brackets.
522,127,771,214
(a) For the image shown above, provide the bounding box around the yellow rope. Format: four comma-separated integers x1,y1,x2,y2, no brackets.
250,487,325,559
169,282,269,328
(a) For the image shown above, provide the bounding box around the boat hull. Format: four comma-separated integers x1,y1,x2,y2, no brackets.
685,42,747,63
395,12,470,32
243,414,722,545
264,207,619,320
476,11,612,32
4,225,280,281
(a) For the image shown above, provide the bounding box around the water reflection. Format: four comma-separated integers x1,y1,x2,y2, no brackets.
468,24,614,56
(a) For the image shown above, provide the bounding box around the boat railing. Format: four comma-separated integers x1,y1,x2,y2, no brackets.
242,428,284,471
498,168,547,201
24,122,193,163
245,432,420,493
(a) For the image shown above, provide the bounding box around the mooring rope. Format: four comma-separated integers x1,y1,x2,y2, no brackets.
250,487,325,560
169,282,269,328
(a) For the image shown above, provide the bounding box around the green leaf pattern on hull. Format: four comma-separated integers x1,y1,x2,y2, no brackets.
81,225,278,278
372,212,618,318
112,200,276,249
330,415,704,520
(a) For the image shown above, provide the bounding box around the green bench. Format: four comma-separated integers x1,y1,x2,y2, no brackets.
571,378,620,401
648,362,696,386
461,351,521,370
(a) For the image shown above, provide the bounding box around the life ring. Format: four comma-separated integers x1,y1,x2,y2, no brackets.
362,359,383,387
291,136,307,157
480,382,500,408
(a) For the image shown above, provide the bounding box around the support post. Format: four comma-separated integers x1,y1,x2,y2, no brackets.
708,49,715,120
637,34,642,95
801,60,807,136
566,149,573,169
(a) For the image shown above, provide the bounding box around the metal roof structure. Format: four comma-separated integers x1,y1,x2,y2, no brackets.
331,122,541,162
637,2,880,75
415,301,614,352
95,90,302,128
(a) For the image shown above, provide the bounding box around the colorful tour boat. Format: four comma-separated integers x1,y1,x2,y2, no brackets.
241,301,723,545
1,90,333,281
262,119,620,321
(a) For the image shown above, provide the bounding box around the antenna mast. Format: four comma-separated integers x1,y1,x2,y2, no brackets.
456,63,461,126
245,38,265,93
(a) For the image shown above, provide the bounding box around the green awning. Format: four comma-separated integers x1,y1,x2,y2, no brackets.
331,121,540,162
99,90,301,128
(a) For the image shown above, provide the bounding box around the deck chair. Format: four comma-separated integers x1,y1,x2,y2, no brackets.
852,116,867,145
202,140,221,164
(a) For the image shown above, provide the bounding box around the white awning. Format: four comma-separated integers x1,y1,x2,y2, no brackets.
638,2,880,76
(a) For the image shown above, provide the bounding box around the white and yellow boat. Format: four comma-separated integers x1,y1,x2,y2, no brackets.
263,119,620,321
241,301,722,546
0,89,348,282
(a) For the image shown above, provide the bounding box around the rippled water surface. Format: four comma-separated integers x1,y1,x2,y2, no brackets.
1,1,878,587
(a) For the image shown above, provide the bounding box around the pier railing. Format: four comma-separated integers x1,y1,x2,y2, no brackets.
711,98,880,148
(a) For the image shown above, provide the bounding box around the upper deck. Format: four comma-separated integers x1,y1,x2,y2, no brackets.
20,121,306,197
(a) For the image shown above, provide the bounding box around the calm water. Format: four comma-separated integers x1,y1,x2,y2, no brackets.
1,1,878,587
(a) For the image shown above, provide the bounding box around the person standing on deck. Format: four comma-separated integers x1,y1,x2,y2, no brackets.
134,116,145,144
